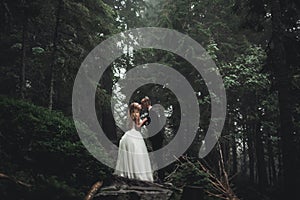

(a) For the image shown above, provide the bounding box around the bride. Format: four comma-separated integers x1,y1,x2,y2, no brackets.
114,102,153,182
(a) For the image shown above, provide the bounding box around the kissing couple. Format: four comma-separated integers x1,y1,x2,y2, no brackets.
114,97,164,182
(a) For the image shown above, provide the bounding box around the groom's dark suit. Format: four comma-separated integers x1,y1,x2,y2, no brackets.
142,107,164,181
148,108,164,152
140,107,164,150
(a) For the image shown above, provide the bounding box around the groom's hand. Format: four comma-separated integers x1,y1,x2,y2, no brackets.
140,111,151,126
145,116,151,126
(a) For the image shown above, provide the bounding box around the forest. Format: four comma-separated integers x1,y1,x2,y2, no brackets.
0,0,299,200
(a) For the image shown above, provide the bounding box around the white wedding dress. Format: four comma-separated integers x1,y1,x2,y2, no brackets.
114,123,153,182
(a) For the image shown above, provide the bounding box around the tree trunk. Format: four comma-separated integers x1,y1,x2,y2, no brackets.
20,3,28,99
246,122,255,183
255,122,268,191
270,0,298,197
232,133,238,175
100,67,117,143
49,0,62,110
267,131,276,186
241,129,247,175
221,120,230,173
277,133,282,183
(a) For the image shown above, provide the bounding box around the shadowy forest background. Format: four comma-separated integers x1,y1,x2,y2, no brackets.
0,0,299,199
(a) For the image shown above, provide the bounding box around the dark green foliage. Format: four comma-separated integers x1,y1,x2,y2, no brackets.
0,0,299,199
0,96,112,199
0,0,117,111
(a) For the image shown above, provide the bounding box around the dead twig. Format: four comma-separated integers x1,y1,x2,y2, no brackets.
181,149,240,200
0,172,32,187
84,181,103,200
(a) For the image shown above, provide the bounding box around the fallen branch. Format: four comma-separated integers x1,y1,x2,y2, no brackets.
0,172,32,187
84,181,103,200
198,143,240,200
180,151,240,200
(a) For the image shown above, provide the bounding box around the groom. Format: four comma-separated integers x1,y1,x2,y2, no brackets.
140,96,164,182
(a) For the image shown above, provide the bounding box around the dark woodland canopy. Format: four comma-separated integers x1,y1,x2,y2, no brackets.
0,0,299,199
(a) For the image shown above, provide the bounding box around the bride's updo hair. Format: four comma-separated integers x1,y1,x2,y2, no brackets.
127,102,141,129
129,102,141,121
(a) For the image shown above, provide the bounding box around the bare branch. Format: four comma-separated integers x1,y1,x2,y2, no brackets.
84,181,103,200
0,173,32,188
